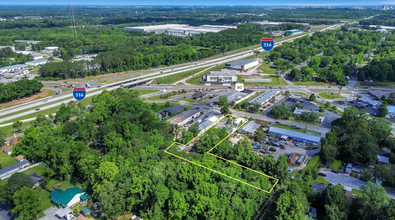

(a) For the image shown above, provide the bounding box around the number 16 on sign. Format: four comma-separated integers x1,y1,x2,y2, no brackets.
235,83,244,92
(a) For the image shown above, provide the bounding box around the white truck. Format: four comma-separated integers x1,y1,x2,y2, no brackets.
85,83,91,88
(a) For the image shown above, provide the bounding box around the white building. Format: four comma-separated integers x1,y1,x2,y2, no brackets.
33,54,43,60
248,90,280,106
205,70,238,83
377,28,388,33
226,59,260,71
0,46,15,51
387,105,395,117
168,109,201,126
124,24,236,36
0,64,28,73
25,59,48,66
227,90,256,105
198,115,222,134
44,46,59,52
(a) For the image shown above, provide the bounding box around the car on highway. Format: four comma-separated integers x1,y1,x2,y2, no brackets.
160,71,163,73
97,86,101,88
35,108,40,111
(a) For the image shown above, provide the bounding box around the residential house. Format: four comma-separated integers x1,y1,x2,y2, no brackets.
3,146,13,155
50,186,89,208
0,160,30,179
16,155,25,162
29,172,45,188
377,155,390,164
311,182,327,194
10,135,19,146
55,208,74,220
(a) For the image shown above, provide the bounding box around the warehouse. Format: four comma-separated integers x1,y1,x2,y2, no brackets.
124,24,189,32
25,59,48,66
168,109,201,126
226,59,259,71
238,121,261,135
286,29,300,34
205,70,238,83
0,46,15,51
248,90,280,106
227,90,256,105
159,105,184,118
198,115,222,134
268,127,322,145
44,46,59,52
33,54,43,60
0,64,28,73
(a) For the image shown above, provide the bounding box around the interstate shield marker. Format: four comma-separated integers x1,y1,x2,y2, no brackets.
261,38,274,51
73,88,86,101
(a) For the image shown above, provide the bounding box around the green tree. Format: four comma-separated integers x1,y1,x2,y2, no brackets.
379,104,388,117
0,173,35,206
92,161,119,186
12,121,22,133
360,169,372,181
276,190,306,220
220,106,231,115
309,93,316,101
319,105,325,112
0,128,6,145
292,102,302,111
12,187,42,220
218,96,228,106
270,105,292,119
289,68,302,81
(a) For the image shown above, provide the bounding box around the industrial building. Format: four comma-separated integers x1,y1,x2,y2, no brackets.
248,90,280,106
286,29,300,34
14,40,41,44
245,21,281,26
369,90,388,99
168,109,201,126
124,24,237,36
238,121,261,135
198,115,222,134
0,64,28,73
33,54,43,60
226,59,259,71
44,46,59,52
205,70,238,83
268,127,322,145
0,46,15,51
227,90,256,105
25,59,48,66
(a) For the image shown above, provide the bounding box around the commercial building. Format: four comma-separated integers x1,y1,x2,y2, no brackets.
358,97,381,107
293,109,325,124
248,90,280,106
25,59,48,66
159,105,184,118
124,24,236,36
0,46,15,51
33,54,43,60
286,29,300,34
168,109,201,126
205,70,238,83
369,90,388,99
387,105,395,117
192,92,207,99
14,40,41,44
226,59,259,71
238,121,261,135
0,160,30,179
0,64,28,73
227,90,256,105
44,46,59,52
198,115,222,133
246,21,280,26
268,126,322,145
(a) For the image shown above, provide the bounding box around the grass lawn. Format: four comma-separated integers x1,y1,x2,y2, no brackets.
118,213,135,220
291,155,320,177
293,81,334,87
186,64,226,85
152,67,207,84
0,122,31,137
289,118,320,126
272,124,321,135
319,92,344,100
355,81,395,88
177,98,197,103
131,89,159,95
38,189,52,218
199,101,207,105
352,189,363,197
145,93,176,101
46,179,74,191
332,160,342,171
238,75,288,86
257,61,276,74
0,147,17,169
309,176,330,185
293,92,309,97
151,102,181,113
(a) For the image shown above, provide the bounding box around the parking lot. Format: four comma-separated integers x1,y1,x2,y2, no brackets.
0,67,38,84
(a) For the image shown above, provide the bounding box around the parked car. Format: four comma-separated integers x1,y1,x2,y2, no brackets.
279,145,286,149
273,142,280,147
295,142,299,146
269,147,277,152
318,172,327,177
331,170,339,174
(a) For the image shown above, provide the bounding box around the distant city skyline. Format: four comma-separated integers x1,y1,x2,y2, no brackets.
0,0,394,6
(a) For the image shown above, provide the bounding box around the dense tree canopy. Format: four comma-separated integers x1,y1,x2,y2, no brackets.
0,79,43,103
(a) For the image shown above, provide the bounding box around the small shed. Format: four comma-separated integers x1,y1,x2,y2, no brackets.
81,207,91,216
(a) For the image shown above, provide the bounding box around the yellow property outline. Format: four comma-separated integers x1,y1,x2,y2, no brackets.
164,114,279,193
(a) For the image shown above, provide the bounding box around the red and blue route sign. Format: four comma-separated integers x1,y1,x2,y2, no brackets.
73,88,86,101
261,38,274,51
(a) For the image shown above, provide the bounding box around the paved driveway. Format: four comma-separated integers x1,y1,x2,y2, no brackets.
324,172,395,199
0,202,16,220
39,206,60,220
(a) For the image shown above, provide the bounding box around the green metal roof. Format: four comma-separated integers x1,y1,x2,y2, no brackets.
50,187,85,206
81,207,91,214
80,193,89,200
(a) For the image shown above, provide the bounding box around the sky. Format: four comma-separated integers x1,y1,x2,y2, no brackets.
0,0,393,6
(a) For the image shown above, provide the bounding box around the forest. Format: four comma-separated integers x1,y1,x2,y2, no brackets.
0,79,43,103
359,14,395,26
37,24,271,79
277,29,385,85
0,47,33,68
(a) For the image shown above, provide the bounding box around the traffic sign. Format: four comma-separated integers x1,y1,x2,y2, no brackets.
73,88,86,101
261,38,274,51
235,83,244,92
